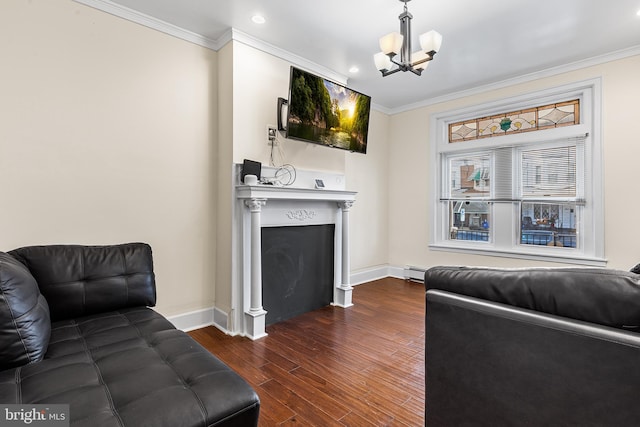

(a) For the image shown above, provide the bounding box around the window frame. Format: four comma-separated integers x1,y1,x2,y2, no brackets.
429,79,605,266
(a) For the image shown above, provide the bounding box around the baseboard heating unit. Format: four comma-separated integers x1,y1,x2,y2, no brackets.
403,266,427,282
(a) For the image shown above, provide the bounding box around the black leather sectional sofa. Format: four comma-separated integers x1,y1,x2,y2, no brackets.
0,243,259,426
425,265,640,426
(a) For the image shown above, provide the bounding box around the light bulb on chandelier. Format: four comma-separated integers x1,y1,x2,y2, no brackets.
374,0,442,77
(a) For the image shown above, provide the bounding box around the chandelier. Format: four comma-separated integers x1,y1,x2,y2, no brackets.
374,0,443,76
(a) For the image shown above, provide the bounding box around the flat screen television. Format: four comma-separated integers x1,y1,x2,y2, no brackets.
285,66,371,154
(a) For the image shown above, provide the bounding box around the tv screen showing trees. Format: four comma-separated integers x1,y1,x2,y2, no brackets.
286,67,371,154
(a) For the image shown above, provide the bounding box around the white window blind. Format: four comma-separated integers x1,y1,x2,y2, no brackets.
521,146,576,199
519,136,585,203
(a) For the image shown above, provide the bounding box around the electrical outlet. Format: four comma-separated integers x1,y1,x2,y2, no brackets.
267,125,277,144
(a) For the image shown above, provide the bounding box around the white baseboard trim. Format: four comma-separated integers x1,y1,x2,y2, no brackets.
167,266,420,332
350,265,412,284
351,264,427,282
166,307,214,332
350,265,389,285
212,307,232,335
387,265,407,280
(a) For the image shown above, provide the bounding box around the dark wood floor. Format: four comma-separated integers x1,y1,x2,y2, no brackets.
189,277,425,426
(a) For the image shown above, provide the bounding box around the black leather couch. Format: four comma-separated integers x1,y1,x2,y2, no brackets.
0,243,259,427
425,265,640,427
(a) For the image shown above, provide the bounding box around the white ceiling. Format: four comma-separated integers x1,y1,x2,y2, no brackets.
88,0,640,111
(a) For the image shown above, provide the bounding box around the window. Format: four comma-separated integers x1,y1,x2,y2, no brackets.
446,153,491,243
519,144,580,248
430,80,604,265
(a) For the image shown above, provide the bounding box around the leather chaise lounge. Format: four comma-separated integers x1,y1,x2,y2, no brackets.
0,243,259,426
424,265,640,426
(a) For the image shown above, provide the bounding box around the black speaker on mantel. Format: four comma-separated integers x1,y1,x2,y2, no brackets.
241,159,261,183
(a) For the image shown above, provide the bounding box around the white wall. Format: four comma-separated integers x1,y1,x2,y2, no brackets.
346,109,390,273
231,42,346,172
0,0,218,317
229,41,391,274
388,54,640,271
214,42,234,317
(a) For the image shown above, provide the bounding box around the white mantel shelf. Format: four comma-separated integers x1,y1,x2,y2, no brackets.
236,184,356,202
233,182,357,340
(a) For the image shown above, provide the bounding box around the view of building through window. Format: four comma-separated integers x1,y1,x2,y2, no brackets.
449,201,490,241
521,202,577,247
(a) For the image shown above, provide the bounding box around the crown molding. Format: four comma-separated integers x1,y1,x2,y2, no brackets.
73,0,348,85
74,0,220,50
370,102,392,115
228,29,348,85
388,44,640,115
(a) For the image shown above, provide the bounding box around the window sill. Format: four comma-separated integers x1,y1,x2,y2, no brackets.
428,243,607,267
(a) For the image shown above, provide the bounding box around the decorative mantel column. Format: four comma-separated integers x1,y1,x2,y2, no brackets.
335,200,354,307
244,198,268,339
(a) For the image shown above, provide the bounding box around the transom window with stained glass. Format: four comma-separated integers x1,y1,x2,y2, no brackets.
449,99,579,143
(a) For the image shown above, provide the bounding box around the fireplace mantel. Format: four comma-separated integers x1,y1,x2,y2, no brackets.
233,179,357,340
236,184,356,203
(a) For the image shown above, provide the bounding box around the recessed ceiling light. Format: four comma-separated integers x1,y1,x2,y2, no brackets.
349,66,359,73
251,15,266,24
637,8,640,16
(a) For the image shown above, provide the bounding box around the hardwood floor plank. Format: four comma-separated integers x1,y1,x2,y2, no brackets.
260,379,346,427
339,411,380,427
256,390,296,425
260,362,352,420
189,277,425,426
252,342,300,372
289,366,396,426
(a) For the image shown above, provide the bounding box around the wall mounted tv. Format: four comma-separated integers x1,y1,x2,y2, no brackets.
285,66,371,154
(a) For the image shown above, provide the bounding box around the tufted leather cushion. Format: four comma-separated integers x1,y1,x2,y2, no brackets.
10,243,156,322
0,307,260,427
0,252,51,370
425,265,640,331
